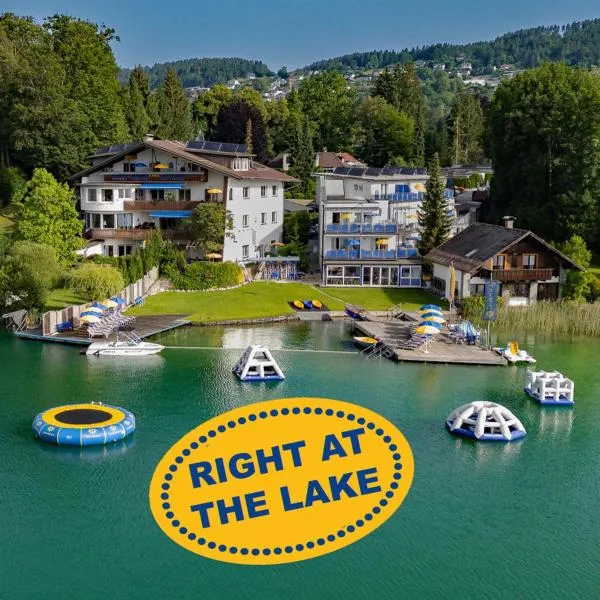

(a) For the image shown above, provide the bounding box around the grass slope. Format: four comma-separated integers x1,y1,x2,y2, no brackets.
45,288,87,311
128,282,443,323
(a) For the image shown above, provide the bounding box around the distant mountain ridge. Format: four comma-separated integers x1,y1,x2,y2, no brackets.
120,57,274,88
303,18,600,72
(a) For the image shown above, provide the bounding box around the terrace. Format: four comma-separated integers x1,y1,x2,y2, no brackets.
324,248,419,260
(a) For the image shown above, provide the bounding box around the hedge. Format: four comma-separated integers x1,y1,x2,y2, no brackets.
165,261,244,290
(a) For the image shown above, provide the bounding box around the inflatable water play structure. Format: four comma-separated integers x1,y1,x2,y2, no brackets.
233,345,285,381
525,370,574,406
32,402,135,446
493,340,536,364
446,401,526,441
353,336,378,349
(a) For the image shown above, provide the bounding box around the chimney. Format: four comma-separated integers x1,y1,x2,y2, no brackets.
503,216,516,229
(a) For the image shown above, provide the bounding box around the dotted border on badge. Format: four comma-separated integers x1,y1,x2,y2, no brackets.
159,405,403,557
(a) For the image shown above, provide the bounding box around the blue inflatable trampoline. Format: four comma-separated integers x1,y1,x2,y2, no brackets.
32,403,135,446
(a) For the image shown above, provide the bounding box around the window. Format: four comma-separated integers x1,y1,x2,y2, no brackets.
261,185,267,197
257,245,264,258
151,189,165,201
243,187,249,199
86,213,102,229
229,188,233,201
242,245,249,258
102,214,115,229
272,185,277,196
117,213,133,229
492,255,505,270
523,254,537,269
103,245,114,257
242,214,249,228
353,184,363,191
261,212,267,225
118,188,132,200
123,162,136,173
470,283,486,296
135,188,145,201
102,189,114,202
179,189,191,201
118,245,133,257
88,189,97,202
271,211,277,223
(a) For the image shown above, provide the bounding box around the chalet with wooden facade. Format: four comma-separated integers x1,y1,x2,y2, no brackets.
425,219,582,306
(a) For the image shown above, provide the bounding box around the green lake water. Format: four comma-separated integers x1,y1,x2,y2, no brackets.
1,323,600,599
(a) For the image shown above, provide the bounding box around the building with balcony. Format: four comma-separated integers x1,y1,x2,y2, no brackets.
70,138,297,261
426,219,582,306
316,166,455,287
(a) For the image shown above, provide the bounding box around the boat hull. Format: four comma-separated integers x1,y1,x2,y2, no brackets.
87,342,164,356
353,336,378,349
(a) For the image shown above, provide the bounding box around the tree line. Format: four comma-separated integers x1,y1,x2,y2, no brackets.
305,18,600,72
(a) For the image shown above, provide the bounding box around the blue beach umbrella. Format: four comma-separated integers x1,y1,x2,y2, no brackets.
421,312,446,323
111,297,127,306
80,310,103,317
92,302,108,310
420,304,442,311
347,239,360,246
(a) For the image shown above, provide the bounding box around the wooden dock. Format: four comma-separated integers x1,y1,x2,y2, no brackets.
15,315,191,346
353,316,506,366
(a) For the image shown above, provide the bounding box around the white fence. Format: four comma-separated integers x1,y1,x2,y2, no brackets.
41,267,159,336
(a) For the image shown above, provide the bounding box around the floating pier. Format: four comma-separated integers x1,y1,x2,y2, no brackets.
525,370,574,406
233,345,285,381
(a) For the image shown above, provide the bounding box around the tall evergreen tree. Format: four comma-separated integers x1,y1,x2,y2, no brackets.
245,119,253,154
447,91,484,165
156,68,194,140
126,70,151,139
289,117,315,198
412,95,426,166
417,153,451,256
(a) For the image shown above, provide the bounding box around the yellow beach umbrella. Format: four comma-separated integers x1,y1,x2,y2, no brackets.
80,314,101,323
421,314,446,324
416,324,441,335
84,306,104,315
153,163,169,169
103,299,118,308
207,188,223,194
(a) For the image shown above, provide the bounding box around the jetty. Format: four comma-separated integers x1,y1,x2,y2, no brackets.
352,312,506,366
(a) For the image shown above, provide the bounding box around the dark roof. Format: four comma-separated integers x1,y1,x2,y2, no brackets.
426,222,582,273
329,166,427,178
185,140,251,156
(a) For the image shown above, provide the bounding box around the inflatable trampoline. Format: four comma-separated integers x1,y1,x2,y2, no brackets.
446,401,526,441
32,403,135,446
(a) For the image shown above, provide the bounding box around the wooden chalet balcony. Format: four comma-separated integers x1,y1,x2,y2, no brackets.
488,268,556,282
123,200,200,211
85,228,191,241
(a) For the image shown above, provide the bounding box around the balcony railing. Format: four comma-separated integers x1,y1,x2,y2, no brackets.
325,223,398,234
123,200,200,211
324,248,419,260
487,268,556,282
85,228,191,241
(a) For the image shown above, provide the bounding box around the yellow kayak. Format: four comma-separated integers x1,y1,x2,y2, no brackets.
353,336,378,349
312,299,323,310
293,300,304,310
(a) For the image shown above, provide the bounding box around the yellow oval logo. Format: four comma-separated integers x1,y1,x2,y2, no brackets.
149,398,414,564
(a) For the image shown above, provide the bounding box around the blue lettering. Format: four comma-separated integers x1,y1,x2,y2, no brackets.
357,467,381,495
230,453,255,479
305,480,331,507
246,491,270,518
216,496,244,524
328,472,358,500
282,440,306,467
190,501,214,527
189,461,216,488
280,486,304,511
322,434,348,461
215,457,228,482
342,428,365,455
256,446,284,474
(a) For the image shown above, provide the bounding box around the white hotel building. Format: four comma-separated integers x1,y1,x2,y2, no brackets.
71,138,297,262
316,166,455,288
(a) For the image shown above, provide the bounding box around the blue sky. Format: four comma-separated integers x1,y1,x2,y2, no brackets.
5,0,600,69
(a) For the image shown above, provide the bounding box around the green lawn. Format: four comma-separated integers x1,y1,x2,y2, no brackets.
128,282,443,323
45,288,87,311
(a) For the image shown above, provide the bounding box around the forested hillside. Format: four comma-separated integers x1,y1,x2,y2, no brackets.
306,18,600,71
120,58,274,88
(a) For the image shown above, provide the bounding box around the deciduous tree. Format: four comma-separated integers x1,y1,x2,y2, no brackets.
187,202,234,257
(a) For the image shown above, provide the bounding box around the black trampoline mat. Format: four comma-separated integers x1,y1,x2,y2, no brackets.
54,408,114,425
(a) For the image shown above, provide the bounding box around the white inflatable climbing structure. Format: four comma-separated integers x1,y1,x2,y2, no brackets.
446,401,526,441
233,345,285,381
525,370,574,406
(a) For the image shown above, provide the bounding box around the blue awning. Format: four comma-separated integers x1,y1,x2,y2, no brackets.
149,210,193,218
140,183,184,189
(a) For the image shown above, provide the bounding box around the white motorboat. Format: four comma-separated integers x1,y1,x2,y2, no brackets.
493,340,536,364
86,332,164,356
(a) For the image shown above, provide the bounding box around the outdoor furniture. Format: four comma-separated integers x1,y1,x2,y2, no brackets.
56,321,73,333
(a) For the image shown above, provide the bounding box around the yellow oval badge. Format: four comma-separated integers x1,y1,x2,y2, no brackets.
149,398,414,564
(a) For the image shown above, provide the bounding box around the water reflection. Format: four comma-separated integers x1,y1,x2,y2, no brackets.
537,407,574,437
34,436,134,462
452,434,525,465
85,354,166,374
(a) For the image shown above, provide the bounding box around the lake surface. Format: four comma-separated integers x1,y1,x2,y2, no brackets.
2,323,600,599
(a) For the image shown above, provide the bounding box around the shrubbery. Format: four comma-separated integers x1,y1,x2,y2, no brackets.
165,261,243,290
68,263,124,301
460,295,504,321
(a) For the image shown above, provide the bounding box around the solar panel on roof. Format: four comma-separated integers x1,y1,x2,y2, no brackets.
381,167,396,176
348,167,366,177
185,140,247,154
365,167,381,177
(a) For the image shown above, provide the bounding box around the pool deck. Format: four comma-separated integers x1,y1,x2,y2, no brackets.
353,314,506,366
15,315,191,346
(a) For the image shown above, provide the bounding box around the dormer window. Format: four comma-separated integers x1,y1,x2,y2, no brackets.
233,157,250,171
